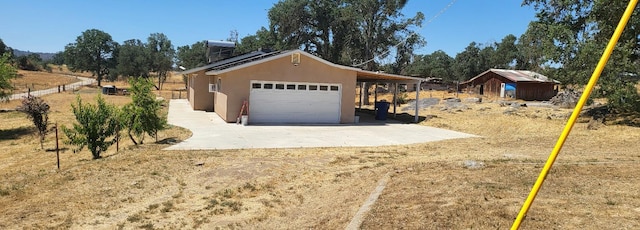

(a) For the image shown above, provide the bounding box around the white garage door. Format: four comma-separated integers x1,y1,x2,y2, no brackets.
249,80,341,124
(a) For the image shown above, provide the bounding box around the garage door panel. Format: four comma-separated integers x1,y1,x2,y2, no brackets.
249,81,341,124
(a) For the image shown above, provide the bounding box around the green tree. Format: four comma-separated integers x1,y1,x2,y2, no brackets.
117,39,150,78
63,95,118,159
16,53,43,71
146,33,174,90
266,0,423,66
493,34,519,69
268,0,316,53
176,41,207,69
0,38,12,57
50,52,65,65
516,22,555,72
64,29,118,86
453,42,483,81
235,27,278,54
0,53,17,101
121,78,166,145
406,50,455,81
389,33,426,75
17,95,49,149
523,0,640,112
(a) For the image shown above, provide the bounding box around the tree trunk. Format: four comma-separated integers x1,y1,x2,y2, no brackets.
128,130,139,145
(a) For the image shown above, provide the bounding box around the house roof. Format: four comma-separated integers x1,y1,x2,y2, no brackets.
177,50,272,75
194,49,423,83
462,68,560,84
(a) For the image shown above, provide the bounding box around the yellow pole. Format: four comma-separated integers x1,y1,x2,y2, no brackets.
511,0,638,229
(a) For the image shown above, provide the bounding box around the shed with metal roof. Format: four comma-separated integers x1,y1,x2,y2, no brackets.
460,69,560,101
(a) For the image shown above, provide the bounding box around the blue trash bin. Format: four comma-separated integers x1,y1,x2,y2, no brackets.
375,101,390,120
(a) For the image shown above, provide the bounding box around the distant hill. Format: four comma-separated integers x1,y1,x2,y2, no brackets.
12,49,57,61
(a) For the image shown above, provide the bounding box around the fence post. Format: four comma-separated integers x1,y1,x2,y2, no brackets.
55,123,60,170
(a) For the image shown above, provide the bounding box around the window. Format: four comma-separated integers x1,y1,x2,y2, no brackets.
217,78,222,91
309,85,318,90
276,84,285,89
264,83,273,89
287,84,296,90
297,85,307,90
319,85,328,91
208,84,217,92
330,86,339,91
252,83,262,89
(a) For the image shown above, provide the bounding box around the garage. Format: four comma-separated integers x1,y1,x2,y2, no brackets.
180,49,424,124
249,80,341,124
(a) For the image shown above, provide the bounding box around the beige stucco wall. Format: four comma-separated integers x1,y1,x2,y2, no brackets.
213,54,356,123
188,72,214,111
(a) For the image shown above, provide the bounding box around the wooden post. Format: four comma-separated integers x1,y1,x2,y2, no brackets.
55,123,60,170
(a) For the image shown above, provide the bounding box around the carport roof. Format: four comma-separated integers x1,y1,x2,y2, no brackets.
178,49,422,83
355,69,424,83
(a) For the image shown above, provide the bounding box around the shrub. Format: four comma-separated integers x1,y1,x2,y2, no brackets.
121,78,166,145
62,95,118,159
597,78,640,113
17,95,49,149
0,53,17,101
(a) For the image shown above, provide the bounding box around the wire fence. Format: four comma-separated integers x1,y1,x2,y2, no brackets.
8,78,96,101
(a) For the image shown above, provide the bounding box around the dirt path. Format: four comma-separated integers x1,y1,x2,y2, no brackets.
8,75,95,100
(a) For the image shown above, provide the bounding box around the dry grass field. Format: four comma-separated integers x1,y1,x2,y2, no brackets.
1,71,639,229
11,69,82,93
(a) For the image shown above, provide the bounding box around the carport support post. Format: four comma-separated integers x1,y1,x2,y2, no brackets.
358,82,362,111
374,83,378,110
415,81,421,123
393,83,397,118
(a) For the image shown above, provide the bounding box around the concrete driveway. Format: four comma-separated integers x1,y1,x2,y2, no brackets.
164,99,476,150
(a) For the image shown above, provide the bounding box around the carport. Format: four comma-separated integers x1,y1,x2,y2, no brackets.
355,70,424,123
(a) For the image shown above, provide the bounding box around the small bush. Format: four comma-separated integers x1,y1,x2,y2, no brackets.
63,95,118,159
17,95,49,149
121,78,166,145
396,93,409,104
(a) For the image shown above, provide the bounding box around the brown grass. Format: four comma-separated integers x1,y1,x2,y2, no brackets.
11,70,81,93
1,73,639,229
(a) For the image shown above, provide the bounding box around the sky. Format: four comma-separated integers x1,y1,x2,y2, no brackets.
0,0,537,57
